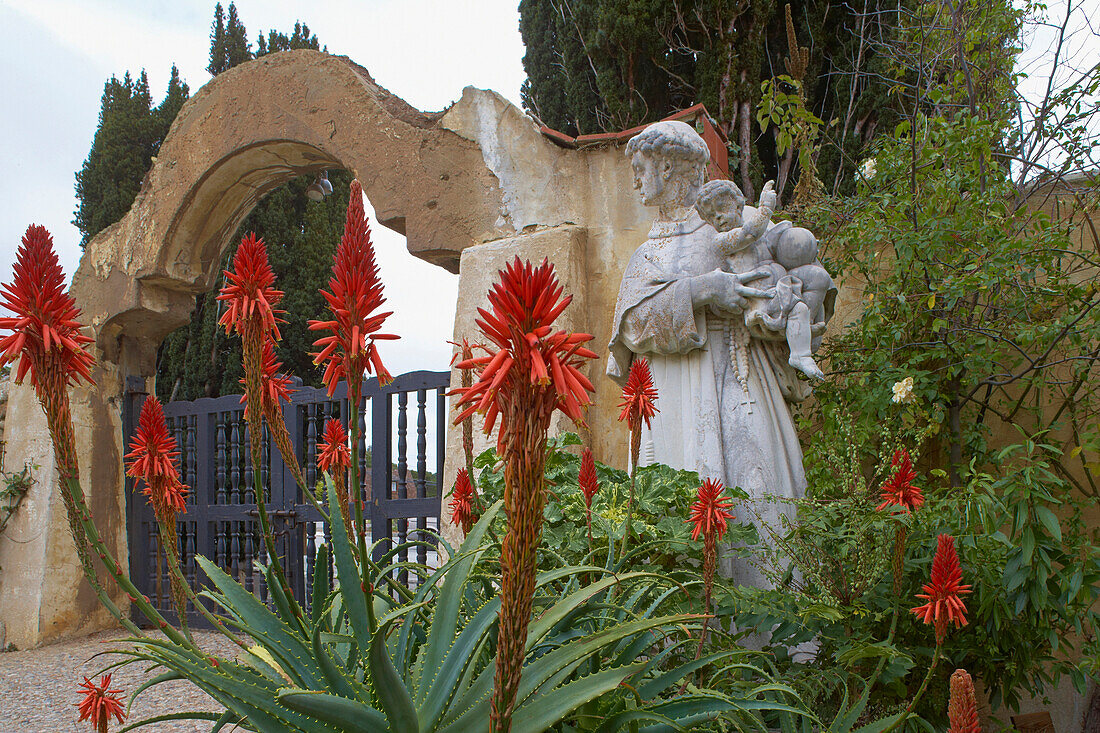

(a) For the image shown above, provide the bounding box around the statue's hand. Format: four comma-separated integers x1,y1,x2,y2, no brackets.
759,180,777,210
692,270,773,313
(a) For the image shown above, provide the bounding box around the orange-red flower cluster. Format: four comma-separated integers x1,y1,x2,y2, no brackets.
317,418,351,474
450,468,478,535
878,448,924,513
0,225,95,390
125,397,188,515
618,357,659,432
579,448,599,508
217,233,284,339
240,339,295,418
309,180,397,398
948,668,981,733
688,478,735,542
76,673,126,730
912,534,971,642
452,257,596,438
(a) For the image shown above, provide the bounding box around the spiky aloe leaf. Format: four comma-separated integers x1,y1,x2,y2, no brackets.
311,542,332,628
509,663,646,732
369,617,419,731
327,478,374,659
128,637,335,733
116,711,225,732
276,690,389,732
197,556,325,690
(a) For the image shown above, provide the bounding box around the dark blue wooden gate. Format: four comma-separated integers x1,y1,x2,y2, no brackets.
123,370,449,627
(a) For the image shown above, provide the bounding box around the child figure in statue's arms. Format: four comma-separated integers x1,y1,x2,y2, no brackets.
695,179,832,381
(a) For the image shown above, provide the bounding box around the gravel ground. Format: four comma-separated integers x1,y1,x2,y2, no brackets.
0,629,240,732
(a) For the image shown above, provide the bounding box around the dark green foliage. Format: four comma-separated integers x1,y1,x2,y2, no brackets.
518,0,909,200
208,2,252,75
73,68,189,248
206,3,227,76
256,21,320,56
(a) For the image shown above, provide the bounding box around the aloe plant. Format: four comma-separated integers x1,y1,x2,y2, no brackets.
112,481,809,732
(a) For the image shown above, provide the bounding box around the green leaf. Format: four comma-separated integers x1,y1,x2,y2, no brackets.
1034,505,1062,542
368,618,419,732
276,690,389,732
510,663,645,732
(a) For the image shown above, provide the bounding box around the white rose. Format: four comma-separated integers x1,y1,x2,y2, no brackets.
860,157,877,180
892,376,914,404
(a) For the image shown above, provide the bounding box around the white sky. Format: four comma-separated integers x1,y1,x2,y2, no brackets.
0,0,528,378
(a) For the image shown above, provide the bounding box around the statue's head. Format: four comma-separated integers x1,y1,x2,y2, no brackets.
625,120,710,209
696,179,746,232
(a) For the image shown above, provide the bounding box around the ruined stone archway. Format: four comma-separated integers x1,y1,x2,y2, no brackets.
0,50,522,647
0,47,675,647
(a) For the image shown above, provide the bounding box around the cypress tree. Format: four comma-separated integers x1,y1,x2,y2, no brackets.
73,69,189,248
207,3,227,76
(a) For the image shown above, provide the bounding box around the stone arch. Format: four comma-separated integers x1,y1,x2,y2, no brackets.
74,49,509,370
1,50,523,647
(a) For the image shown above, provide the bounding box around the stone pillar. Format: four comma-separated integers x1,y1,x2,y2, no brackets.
0,378,125,649
440,226,590,550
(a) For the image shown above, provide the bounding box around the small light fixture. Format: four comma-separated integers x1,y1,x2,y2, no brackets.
306,170,333,201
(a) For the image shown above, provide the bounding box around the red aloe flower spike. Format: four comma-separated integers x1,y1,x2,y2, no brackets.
877,448,924,513
318,417,354,539
77,673,126,732
318,418,351,474
450,257,597,444
688,477,735,543
239,338,296,420
912,534,972,643
618,357,659,432
216,233,284,340
448,257,595,732
308,180,398,402
948,668,981,733
0,225,95,390
579,448,599,508
124,397,189,515
449,468,478,536
687,477,734,660
579,447,598,548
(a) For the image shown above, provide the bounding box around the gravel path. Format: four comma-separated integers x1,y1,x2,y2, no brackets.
0,629,240,732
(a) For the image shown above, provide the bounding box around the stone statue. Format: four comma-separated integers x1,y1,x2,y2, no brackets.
607,120,836,588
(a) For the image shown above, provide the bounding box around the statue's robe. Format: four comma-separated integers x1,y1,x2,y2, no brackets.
607,210,807,588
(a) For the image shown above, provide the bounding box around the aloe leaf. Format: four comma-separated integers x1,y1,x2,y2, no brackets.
327,479,374,660
129,638,333,733
417,595,501,730
313,623,365,701
510,663,645,733
196,556,324,689
635,651,740,699
264,561,309,637
311,543,332,629
368,617,419,731
277,690,389,732
116,711,224,732
408,502,502,700
515,614,698,708
125,670,182,713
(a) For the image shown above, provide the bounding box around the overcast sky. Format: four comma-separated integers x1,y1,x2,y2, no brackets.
0,0,528,378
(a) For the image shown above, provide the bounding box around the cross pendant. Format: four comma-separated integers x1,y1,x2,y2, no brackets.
741,391,756,415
